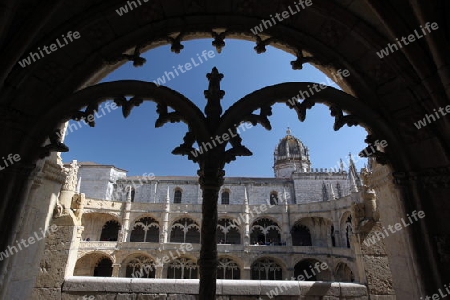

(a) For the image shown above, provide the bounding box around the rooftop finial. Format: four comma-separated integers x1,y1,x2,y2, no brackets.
286,127,291,135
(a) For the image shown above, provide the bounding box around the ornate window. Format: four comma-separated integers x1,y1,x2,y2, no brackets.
170,218,200,243
93,257,113,277
250,218,281,245
100,220,121,241
269,192,278,205
221,191,230,205
251,258,282,280
217,218,240,244
291,223,312,246
167,258,198,279
125,256,156,278
217,258,240,279
174,189,182,203
130,217,159,242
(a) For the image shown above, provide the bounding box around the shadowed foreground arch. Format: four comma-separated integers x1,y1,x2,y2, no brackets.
0,3,449,298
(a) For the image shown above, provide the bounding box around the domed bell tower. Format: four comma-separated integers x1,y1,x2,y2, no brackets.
273,128,311,178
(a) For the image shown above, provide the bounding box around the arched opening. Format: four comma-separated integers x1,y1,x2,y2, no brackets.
269,192,278,205
291,223,312,246
217,257,240,279
294,259,331,281
170,218,200,243
167,257,198,279
124,255,156,278
217,218,240,244
1,3,447,300
250,218,281,245
251,258,282,280
94,258,113,277
130,217,159,243
73,253,113,277
221,191,230,205
335,262,354,282
100,220,121,241
174,189,182,204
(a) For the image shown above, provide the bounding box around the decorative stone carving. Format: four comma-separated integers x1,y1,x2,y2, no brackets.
62,160,79,192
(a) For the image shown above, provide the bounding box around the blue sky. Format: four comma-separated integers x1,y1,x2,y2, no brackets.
61,39,367,177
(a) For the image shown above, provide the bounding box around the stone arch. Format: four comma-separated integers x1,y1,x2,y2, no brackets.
217,256,241,280
81,213,121,241
250,217,281,245
129,216,160,243
250,257,284,280
99,220,121,241
334,262,355,283
120,253,156,278
294,217,332,247
217,218,241,244
169,217,200,244
74,252,114,277
291,221,312,246
166,256,199,279
294,258,331,281
0,3,448,299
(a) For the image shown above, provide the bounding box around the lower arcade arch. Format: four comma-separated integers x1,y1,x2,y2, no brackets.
251,257,283,280
293,259,332,281
74,252,114,277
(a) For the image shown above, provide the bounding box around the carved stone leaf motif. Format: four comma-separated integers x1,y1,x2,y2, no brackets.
155,103,183,128
329,105,359,131
114,96,144,118
212,31,226,53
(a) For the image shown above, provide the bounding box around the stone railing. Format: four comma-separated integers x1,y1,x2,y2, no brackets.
63,277,369,299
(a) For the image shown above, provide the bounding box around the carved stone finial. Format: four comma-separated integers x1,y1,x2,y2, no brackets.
204,67,225,124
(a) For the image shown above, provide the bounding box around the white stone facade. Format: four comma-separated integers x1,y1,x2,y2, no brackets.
70,132,365,285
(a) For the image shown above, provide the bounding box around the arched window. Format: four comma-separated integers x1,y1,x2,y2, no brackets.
167,258,198,279
221,191,230,205
93,257,113,277
100,220,121,241
291,223,312,246
250,218,281,245
270,192,278,205
335,262,354,282
174,189,182,203
130,217,159,242
170,218,200,243
251,258,282,280
125,256,156,278
217,218,240,244
217,258,240,279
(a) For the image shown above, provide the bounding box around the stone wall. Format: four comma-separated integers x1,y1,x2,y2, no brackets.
62,277,369,299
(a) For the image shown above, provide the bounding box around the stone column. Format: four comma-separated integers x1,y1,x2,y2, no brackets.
198,156,223,300
243,186,250,246
112,264,121,277
368,162,424,299
122,193,132,243
161,187,170,244
281,189,291,246
155,265,163,279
